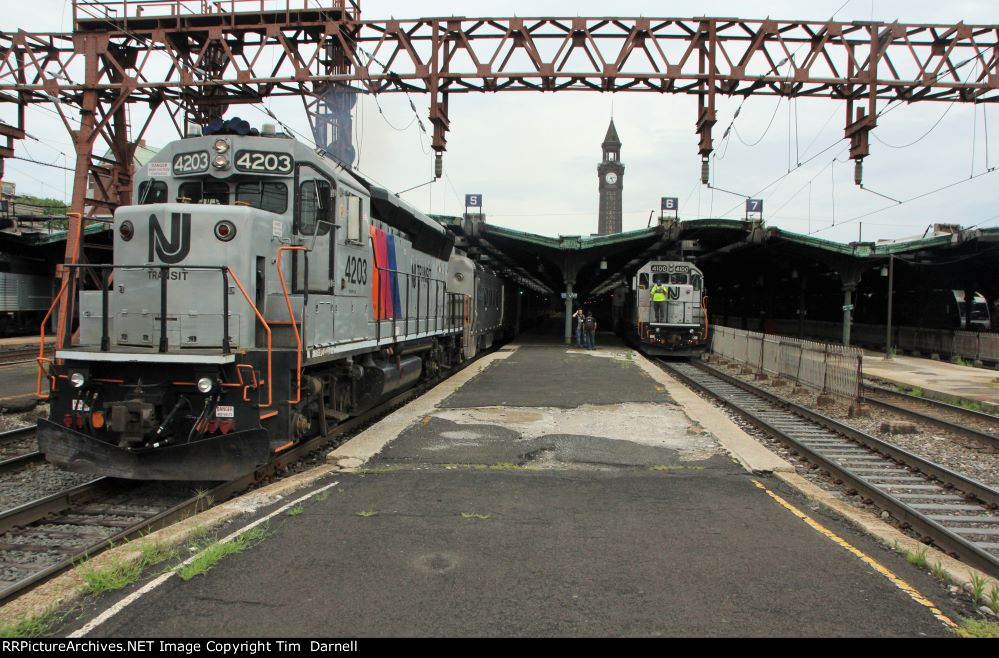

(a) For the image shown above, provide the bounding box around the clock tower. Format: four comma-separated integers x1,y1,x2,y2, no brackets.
597,119,624,234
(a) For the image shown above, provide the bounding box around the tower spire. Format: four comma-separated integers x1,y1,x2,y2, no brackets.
603,118,621,147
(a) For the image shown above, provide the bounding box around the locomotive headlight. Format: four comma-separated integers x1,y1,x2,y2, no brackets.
196,377,215,394
213,138,230,154
119,220,134,241
70,372,86,388
213,154,229,170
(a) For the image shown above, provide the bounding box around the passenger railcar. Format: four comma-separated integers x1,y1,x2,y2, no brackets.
625,260,708,357
0,253,51,336
36,119,499,480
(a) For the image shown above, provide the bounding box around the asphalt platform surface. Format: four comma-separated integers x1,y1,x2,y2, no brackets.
71,337,962,637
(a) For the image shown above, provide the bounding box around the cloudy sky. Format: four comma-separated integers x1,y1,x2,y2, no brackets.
3,1,997,244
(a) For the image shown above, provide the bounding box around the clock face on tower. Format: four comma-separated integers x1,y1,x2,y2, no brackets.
605,172,618,185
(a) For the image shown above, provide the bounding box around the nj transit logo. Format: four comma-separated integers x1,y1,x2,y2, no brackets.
148,212,191,264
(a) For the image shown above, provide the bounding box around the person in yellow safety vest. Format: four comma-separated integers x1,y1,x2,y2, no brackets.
650,281,668,323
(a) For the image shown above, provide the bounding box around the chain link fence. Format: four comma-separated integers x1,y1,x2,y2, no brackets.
711,325,863,400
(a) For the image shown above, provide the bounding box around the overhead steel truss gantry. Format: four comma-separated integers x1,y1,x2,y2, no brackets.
2,1,998,215
0,1,997,343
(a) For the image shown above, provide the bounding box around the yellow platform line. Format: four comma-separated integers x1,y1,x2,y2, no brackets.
751,479,957,631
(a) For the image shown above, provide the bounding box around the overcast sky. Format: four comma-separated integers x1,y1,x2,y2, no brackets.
3,1,998,244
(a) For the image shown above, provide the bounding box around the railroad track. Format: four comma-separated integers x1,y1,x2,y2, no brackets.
660,359,999,578
0,345,47,365
862,385,999,451
0,352,481,604
0,425,41,473
0,478,221,603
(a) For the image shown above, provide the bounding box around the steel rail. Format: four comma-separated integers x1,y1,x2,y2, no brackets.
0,478,223,604
659,359,999,579
0,451,44,474
0,425,36,442
862,384,999,447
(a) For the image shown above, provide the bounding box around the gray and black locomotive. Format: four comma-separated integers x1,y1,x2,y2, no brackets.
624,260,709,357
37,120,527,480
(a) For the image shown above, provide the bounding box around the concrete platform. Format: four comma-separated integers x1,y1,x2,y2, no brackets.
863,351,999,411
62,337,965,637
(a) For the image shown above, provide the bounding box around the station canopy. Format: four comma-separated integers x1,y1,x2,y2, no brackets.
433,215,999,303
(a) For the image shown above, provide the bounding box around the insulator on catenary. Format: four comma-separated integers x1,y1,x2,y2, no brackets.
854,159,863,186
435,154,443,179
700,157,709,185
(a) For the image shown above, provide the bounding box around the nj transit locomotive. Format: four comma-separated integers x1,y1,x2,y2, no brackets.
37,120,522,480
625,260,709,357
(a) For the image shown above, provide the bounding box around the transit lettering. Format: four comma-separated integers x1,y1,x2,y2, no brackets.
147,269,189,281
410,262,431,287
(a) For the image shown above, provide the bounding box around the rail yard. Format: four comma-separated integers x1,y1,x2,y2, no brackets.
0,0,998,643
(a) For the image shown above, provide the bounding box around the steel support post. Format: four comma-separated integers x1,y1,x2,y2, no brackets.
564,281,574,345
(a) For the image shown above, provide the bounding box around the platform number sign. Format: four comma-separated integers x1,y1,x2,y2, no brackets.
746,198,763,215
465,194,482,208
661,197,678,214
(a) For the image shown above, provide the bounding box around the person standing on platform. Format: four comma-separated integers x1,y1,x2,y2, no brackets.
573,308,585,347
650,279,668,323
584,312,598,349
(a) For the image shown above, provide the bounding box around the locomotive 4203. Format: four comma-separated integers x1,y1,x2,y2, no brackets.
37,119,524,480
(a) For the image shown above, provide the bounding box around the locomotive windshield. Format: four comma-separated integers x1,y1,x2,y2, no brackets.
178,180,228,205
670,273,687,284
236,181,288,214
137,180,167,204
137,176,291,215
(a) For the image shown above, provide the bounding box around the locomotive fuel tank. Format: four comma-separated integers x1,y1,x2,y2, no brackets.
352,354,423,412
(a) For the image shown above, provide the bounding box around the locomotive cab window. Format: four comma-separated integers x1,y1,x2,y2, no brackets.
236,181,288,214
297,179,332,236
137,180,168,204
639,273,649,290
691,273,702,291
670,273,688,285
178,180,228,205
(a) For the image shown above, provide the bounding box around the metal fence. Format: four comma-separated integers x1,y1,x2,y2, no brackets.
711,325,863,400
712,317,999,366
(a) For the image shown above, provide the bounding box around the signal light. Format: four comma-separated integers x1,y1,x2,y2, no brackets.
214,221,236,242
91,410,105,429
